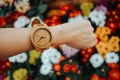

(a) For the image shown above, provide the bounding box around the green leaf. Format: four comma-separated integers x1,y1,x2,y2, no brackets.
38,4,48,14
0,10,5,17
26,8,38,18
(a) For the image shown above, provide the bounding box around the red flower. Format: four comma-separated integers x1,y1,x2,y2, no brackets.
51,15,60,21
71,64,78,73
59,5,74,16
47,21,61,26
108,63,119,69
6,12,24,23
109,69,120,80
81,47,95,63
44,15,61,26
60,5,73,11
53,63,61,72
69,10,82,17
117,21,120,29
106,21,117,34
117,3,120,10
91,74,100,80
63,64,71,73
0,59,11,74
59,9,67,16
44,18,51,24
99,78,106,80
0,17,7,27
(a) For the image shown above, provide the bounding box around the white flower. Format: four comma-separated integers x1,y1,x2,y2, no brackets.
41,47,61,64
49,51,61,64
9,56,16,63
106,52,119,63
90,54,104,68
89,10,106,27
41,50,50,64
14,16,30,28
40,63,52,75
68,14,84,22
9,52,28,63
14,0,30,13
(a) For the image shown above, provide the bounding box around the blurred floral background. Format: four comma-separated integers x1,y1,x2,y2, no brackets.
0,0,120,80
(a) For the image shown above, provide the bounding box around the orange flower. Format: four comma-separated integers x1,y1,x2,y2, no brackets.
108,63,119,69
65,77,71,80
59,5,73,16
91,74,100,80
69,10,82,17
109,69,120,80
53,63,61,72
60,56,66,61
63,64,71,73
0,17,7,27
71,64,78,73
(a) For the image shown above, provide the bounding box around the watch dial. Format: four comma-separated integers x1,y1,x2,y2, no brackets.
33,28,52,47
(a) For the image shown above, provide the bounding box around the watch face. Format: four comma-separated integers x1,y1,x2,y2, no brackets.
33,28,52,47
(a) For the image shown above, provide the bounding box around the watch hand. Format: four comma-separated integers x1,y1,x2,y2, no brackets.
38,36,46,42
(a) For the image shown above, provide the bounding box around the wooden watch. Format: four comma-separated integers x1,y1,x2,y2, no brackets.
30,19,52,51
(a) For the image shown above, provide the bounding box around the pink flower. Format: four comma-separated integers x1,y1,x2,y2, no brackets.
61,44,79,58
94,5,107,14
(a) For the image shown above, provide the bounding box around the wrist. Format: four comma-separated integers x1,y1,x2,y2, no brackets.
49,23,71,46
49,25,65,46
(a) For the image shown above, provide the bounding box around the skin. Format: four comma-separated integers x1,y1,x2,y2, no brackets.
0,20,97,59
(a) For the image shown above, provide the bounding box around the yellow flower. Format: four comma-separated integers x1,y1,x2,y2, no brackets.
4,76,10,80
47,10,60,17
80,2,93,16
29,50,41,65
12,68,28,80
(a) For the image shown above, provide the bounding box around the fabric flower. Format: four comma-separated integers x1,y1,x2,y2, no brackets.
12,68,28,80
90,54,104,68
14,16,30,28
40,63,52,75
9,52,28,63
106,52,119,63
89,10,106,26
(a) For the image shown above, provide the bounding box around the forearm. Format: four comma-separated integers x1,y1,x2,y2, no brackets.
0,20,96,59
0,26,63,59
0,28,33,59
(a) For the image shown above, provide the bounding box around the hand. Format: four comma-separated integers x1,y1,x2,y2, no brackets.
50,20,97,49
